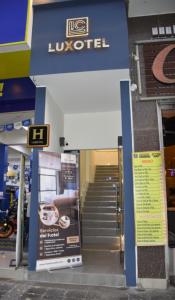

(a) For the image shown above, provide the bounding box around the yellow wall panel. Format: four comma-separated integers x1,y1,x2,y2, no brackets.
0,51,31,79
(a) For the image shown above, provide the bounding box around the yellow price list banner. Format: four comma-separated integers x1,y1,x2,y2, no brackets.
133,151,167,246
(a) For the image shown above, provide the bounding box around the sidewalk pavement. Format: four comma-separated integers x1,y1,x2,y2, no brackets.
0,279,175,300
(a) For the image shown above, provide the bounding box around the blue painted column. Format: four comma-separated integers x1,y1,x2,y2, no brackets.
0,144,8,209
120,81,136,287
28,87,46,271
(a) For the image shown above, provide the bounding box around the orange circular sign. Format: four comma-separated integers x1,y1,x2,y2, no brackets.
152,44,175,84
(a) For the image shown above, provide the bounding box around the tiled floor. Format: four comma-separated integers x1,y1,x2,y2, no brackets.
0,251,15,268
0,279,175,300
0,248,123,273
0,248,124,286
78,249,123,274
28,249,125,287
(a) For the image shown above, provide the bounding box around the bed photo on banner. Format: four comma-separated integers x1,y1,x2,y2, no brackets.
36,151,82,271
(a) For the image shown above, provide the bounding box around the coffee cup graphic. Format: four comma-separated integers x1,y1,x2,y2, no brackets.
59,215,70,229
39,204,59,226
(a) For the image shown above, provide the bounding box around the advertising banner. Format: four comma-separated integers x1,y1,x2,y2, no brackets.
133,151,167,246
36,151,82,271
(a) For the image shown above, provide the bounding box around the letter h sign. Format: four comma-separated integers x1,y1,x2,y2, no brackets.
27,124,50,148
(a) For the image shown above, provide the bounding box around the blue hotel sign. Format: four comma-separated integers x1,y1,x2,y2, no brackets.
31,0,129,75
48,17,110,54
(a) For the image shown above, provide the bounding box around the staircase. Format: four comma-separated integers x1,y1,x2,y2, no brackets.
28,165,125,288
82,165,120,250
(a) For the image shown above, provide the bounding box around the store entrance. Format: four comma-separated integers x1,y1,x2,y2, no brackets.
0,111,34,270
0,148,31,268
161,108,175,278
79,149,124,277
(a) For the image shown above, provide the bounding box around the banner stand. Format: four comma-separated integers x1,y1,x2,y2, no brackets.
36,152,82,271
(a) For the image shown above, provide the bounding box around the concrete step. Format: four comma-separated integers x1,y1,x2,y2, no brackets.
88,186,117,191
96,165,118,169
95,170,119,174
81,219,117,228
85,196,117,201
89,182,118,186
28,265,125,288
82,227,118,236
84,200,116,207
88,184,119,189
86,190,118,195
89,182,119,187
95,179,119,183
82,212,116,221
95,172,118,176
95,174,119,177
86,191,116,196
95,175,119,179
95,171,119,173
83,206,116,214
95,169,119,172
87,190,117,195
83,236,120,249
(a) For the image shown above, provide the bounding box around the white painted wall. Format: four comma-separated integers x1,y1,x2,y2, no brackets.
64,111,122,150
10,145,31,156
80,150,95,208
94,150,118,166
80,150,118,193
80,151,95,184
129,0,175,17
44,89,64,153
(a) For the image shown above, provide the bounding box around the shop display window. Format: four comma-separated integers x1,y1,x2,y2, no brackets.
162,110,175,247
